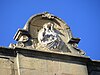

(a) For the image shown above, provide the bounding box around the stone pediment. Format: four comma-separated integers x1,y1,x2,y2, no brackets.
9,12,85,56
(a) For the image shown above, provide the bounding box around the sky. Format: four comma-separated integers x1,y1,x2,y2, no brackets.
0,0,100,60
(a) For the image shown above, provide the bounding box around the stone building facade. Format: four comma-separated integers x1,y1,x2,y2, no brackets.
0,12,100,75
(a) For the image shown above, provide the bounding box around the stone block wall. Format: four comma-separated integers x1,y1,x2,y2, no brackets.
0,47,100,75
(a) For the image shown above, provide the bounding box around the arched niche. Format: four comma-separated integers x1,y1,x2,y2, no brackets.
23,12,73,45
11,12,85,55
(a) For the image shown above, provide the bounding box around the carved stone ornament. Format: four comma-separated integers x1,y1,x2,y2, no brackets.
9,12,85,56
37,22,64,50
42,12,54,19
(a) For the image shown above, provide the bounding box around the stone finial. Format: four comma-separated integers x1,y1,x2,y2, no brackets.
42,12,54,19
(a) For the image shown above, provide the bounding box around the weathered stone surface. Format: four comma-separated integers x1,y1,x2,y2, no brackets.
1,12,100,75
9,12,85,55
0,47,100,75
18,54,88,75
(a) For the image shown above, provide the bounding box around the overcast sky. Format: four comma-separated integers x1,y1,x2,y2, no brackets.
0,0,100,60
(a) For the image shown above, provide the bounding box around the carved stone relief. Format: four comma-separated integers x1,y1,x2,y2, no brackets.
37,22,65,51
9,12,85,55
